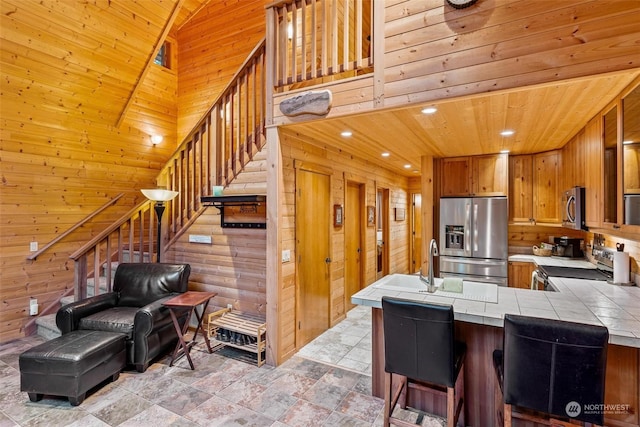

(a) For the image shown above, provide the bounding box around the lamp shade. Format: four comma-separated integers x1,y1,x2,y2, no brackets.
141,189,179,202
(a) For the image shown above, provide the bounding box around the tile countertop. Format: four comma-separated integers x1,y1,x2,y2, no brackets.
351,274,640,349
508,254,597,268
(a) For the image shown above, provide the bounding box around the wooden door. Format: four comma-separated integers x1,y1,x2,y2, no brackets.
584,116,603,227
411,193,422,274
296,167,331,347
441,157,471,196
533,150,561,223
508,261,536,289
376,188,390,279
509,155,534,223
472,153,508,196
345,182,363,310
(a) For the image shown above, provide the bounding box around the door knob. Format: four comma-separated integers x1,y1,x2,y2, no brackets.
325,257,332,263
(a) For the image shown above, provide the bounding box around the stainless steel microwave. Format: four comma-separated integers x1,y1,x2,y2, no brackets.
562,186,586,230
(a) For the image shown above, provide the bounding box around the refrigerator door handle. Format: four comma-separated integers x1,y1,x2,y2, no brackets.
473,202,478,252
465,202,472,257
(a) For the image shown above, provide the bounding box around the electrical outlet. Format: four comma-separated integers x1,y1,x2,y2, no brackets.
29,299,38,316
29,242,38,252
227,304,233,310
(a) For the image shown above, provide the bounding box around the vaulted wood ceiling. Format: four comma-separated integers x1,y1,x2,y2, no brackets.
2,0,638,179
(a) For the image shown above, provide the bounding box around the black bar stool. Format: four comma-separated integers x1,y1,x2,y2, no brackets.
493,314,609,427
382,296,466,427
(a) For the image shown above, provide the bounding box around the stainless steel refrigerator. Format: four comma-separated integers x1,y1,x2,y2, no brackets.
439,197,508,286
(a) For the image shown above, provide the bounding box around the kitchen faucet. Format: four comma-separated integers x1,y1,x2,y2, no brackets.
420,238,439,293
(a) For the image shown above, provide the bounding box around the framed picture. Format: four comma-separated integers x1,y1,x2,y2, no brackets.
367,205,375,227
334,204,343,227
395,207,405,221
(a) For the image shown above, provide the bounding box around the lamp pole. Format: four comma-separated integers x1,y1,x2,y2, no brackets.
141,189,179,263
154,202,166,263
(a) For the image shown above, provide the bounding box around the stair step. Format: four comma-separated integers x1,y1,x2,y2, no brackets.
35,313,61,340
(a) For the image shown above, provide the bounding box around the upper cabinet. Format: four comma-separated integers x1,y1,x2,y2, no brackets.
623,83,640,225
603,104,620,225
533,151,561,224
441,154,508,197
509,151,560,224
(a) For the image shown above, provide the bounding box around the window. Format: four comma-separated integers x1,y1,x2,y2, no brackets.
154,41,171,69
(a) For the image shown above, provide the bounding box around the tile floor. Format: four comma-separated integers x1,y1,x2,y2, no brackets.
0,306,445,427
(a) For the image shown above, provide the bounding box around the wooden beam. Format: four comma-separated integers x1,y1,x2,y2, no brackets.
116,0,185,128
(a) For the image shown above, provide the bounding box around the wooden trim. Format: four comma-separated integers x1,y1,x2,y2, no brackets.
372,0,384,107
294,159,333,175
266,127,282,365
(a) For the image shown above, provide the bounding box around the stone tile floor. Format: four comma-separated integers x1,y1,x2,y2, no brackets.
0,306,445,426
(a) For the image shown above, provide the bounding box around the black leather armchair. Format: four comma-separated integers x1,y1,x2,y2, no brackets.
57,263,191,373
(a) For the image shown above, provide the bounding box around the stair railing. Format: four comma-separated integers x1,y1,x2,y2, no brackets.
68,38,267,299
266,0,373,91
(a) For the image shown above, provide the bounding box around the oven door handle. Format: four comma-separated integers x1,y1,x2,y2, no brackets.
566,194,575,223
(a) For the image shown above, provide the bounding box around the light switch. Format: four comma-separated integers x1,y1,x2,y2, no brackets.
282,249,291,263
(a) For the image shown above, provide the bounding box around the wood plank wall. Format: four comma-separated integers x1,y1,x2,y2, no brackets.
176,0,270,142
0,1,182,342
382,0,640,109
166,150,268,316
277,129,411,360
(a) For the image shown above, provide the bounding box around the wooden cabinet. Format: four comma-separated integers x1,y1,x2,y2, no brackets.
509,155,534,223
583,116,603,227
509,151,561,224
441,154,508,197
508,261,537,289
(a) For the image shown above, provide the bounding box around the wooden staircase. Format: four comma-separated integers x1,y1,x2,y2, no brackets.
30,39,268,338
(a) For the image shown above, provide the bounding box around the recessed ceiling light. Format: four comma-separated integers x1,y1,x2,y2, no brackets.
500,149,510,154
341,131,352,137
623,140,633,145
500,130,515,136
151,134,163,144
404,164,411,169
381,152,390,157
421,107,437,115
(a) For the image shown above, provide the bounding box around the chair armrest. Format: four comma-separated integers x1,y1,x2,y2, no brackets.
56,292,119,334
133,294,179,337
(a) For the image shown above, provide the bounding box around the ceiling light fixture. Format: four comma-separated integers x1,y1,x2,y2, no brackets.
404,164,411,169
623,140,634,145
151,134,163,144
500,130,515,137
500,149,510,154
341,131,353,137
421,107,437,114
382,152,390,157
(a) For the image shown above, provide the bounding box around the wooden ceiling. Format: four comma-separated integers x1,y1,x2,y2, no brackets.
2,0,638,179
281,70,640,176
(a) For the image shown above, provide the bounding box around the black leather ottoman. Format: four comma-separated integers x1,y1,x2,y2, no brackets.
19,330,126,406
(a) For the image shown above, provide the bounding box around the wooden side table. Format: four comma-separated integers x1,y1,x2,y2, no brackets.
163,291,216,370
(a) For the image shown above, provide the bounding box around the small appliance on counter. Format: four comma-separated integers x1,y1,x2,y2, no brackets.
553,236,584,258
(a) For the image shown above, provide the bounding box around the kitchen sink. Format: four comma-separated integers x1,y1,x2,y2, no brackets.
372,274,498,303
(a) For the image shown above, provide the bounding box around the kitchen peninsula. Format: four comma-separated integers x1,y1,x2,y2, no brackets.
352,274,640,426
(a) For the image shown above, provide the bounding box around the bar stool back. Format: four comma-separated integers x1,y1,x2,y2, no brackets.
382,296,466,427
493,314,609,426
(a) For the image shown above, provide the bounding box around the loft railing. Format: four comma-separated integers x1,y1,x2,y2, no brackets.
68,39,267,299
266,0,373,91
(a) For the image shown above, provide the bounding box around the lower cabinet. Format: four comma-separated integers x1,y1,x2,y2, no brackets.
508,261,537,289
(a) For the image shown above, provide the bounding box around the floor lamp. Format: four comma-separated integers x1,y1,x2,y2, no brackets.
141,189,179,262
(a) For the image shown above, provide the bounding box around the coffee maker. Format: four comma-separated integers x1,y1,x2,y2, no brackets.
553,236,584,258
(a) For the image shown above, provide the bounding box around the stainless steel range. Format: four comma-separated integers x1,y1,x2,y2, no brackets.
536,245,614,291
